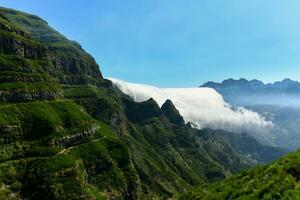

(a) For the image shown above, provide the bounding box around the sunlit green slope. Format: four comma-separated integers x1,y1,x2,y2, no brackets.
180,149,300,200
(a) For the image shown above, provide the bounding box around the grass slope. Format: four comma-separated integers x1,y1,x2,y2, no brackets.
179,149,300,200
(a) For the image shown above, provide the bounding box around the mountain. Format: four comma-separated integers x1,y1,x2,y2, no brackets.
202,78,300,93
179,149,300,200
0,7,286,199
109,78,272,135
201,78,300,150
161,99,185,125
201,78,300,106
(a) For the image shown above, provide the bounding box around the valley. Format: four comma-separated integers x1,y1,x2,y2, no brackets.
201,78,300,150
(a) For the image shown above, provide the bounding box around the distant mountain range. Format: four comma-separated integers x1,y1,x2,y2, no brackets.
201,78,300,106
202,78,300,94
201,78,300,150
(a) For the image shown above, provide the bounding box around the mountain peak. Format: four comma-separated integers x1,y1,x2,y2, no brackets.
0,7,103,84
161,99,185,125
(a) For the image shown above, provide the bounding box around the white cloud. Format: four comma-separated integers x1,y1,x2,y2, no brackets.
109,78,273,136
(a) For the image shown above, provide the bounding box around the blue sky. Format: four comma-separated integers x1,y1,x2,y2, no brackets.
1,0,300,87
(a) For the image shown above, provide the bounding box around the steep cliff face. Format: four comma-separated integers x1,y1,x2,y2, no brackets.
0,13,46,59
0,7,103,85
0,7,139,200
0,11,63,103
0,7,287,200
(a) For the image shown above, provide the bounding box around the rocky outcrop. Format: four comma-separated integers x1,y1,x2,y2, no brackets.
56,73,101,86
51,125,99,147
0,13,46,60
0,90,62,102
0,35,46,59
49,53,100,76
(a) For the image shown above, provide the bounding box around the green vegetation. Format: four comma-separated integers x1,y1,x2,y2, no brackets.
179,150,300,200
0,82,60,92
0,53,53,73
63,85,105,99
0,6,103,81
0,28,42,47
0,6,290,200
0,98,138,199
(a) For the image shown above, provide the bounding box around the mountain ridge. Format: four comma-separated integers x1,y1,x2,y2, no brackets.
0,7,288,199
201,78,300,96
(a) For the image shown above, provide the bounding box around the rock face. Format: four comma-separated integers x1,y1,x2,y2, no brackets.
0,35,46,59
0,10,62,103
0,90,62,102
0,15,46,59
49,49,101,79
51,125,99,147
0,7,103,87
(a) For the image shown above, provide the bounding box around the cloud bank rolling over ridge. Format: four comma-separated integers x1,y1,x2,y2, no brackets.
109,78,273,136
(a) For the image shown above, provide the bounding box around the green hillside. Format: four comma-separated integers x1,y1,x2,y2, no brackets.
179,149,300,200
0,7,287,199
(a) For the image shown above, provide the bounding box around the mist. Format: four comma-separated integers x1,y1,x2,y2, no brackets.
109,78,273,136
224,94,300,107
